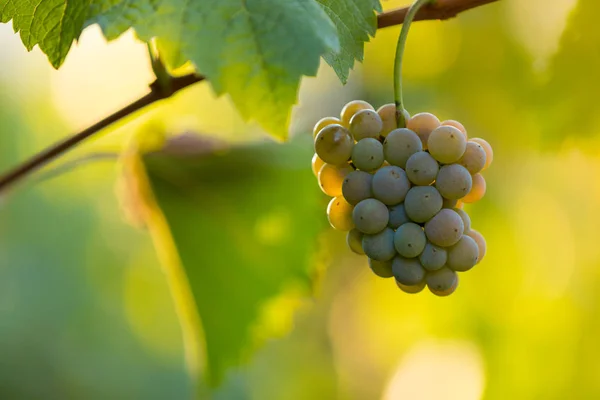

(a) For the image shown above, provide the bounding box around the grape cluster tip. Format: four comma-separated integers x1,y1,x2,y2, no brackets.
312,101,492,296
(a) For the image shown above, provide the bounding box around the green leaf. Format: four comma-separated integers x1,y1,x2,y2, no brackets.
137,135,324,385
318,0,382,83
0,0,91,67
541,0,600,142
87,0,340,139
1,0,382,138
1,0,381,139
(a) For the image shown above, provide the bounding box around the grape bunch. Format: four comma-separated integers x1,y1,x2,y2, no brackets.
312,100,492,296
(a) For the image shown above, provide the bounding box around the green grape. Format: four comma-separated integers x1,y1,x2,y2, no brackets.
368,258,394,278
311,153,326,177
470,137,493,170
395,279,426,294
350,109,383,140
462,173,486,203
447,235,479,272
383,128,422,168
327,196,355,231
351,138,384,171
392,256,426,286
435,164,472,200
318,163,353,197
394,222,426,258
340,100,374,127
453,208,471,232
407,112,440,149
459,141,486,174
427,126,467,164
352,198,389,234
362,227,397,261
372,166,411,205
442,197,458,209
419,242,447,271
426,267,457,294
315,124,354,165
377,103,411,137
424,209,464,247
441,120,467,139
405,151,439,186
404,186,443,223
346,229,365,255
388,203,409,229
342,170,373,205
429,272,459,297
466,229,487,264
313,116,342,138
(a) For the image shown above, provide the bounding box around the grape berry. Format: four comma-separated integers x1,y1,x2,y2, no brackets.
312,100,492,296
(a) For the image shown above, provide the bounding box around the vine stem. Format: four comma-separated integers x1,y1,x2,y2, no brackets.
0,74,204,193
394,0,435,129
0,0,498,193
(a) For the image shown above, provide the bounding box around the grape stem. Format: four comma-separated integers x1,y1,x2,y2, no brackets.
394,0,436,129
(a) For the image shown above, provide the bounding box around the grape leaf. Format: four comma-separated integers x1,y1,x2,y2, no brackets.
0,0,91,67
129,134,324,385
318,0,382,83
87,0,340,139
1,0,382,139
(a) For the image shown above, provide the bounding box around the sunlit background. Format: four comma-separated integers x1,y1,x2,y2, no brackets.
1,0,598,398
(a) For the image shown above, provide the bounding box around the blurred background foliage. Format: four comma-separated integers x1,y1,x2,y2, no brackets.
1,0,599,398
